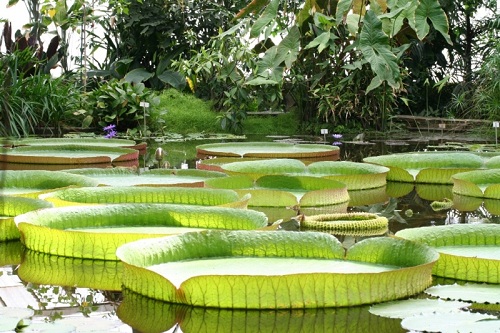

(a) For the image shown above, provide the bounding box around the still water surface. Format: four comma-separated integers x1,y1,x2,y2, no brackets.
1,135,498,332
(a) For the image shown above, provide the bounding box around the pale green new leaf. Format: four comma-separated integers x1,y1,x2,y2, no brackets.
414,0,452,45
359,11,400,92
336,0,352,25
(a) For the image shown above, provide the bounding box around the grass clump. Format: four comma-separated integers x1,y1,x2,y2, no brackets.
153,89,301,136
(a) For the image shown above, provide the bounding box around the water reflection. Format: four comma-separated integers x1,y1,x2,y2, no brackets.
117,289,404,333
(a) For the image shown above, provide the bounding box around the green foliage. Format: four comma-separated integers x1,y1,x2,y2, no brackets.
82,79,160,133
156,89,222,134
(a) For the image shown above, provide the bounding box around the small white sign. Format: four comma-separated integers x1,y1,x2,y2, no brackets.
493,121,499,128
320,129,328,134
140,101,150,108
438,123,446,129
181,163,189,170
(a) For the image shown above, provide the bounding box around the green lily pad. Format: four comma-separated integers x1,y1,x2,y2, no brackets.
0,170,98,197
0,144,139,167
15,204,268,260
425,283,500,304
452,169,500,199
369,298,471,319
395,224,500,283
1,196,53,241
363,152,484,183
39,186,249,209
9,137,146,154
197,142,340,161
206,174,349,207
116,230,438,308
66,167,227,187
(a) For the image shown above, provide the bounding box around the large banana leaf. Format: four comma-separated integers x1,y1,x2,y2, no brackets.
40,186,249,209
0,195,53,241
18,250,123,291
0,170,98,197
301,213,388,236
363,152,484,183
66,167,227,187
15,204,268,260
196,142,340,161
206,174,350,207
0,144,139,166
452,169,500,199
116,230,438,308
117,289,404,333
395,224,500,283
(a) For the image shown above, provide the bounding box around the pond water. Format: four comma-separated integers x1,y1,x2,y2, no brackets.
1,134,499,332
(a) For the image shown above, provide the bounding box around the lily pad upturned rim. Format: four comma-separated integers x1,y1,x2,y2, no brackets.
116,230,438,309
0,144,139,165
8,137,147,153
196,142,339,159
452,169,500,199
0,195,53,241
39,186,249,209
15,204,268,260
395,224,500,283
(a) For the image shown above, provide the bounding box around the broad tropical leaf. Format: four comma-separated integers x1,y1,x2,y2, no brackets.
117,230,438,308
308,161,389,189
414,0,452,45
452,169,500,199
250,0,280,38
359,11,400,92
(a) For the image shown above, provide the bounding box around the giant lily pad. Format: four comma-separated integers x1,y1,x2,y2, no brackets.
0,196,53,241
0,170,98,197
8,137,147,155
205,174,350,207
40,186,249,209
219,159,388,190
66,167,227,187
307,161,389,190
395,224,500,283
301,213,389,236
117,289,404,333
0,145,139,169
15,204,268,260
363,152,484,184
452,169,500,199
197,142,340,161
18,250,123,291
116,230,438,308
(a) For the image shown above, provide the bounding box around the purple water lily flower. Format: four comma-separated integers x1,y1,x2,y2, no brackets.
332,133,343,139
103,124,117,138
